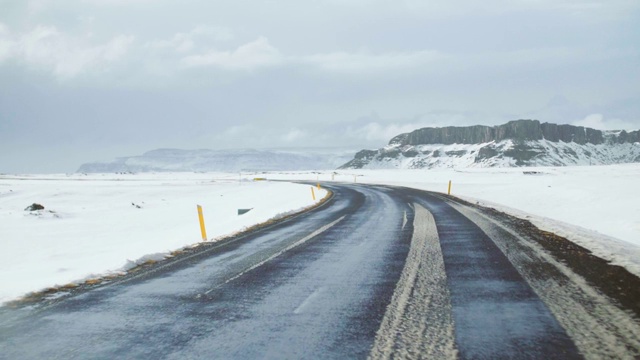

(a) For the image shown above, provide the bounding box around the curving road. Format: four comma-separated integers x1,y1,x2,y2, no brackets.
1,183,638,359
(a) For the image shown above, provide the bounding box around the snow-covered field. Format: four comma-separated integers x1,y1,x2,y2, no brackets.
0,173,327,305
2,164,639,305
272,164,640,277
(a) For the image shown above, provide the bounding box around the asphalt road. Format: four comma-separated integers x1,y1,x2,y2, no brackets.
1,183,638,359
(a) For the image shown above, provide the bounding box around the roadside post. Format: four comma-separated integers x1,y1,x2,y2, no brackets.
197,205,207,241
448,180,452,195
311,187,316,201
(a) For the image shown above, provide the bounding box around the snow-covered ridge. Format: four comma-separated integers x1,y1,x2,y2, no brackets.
341,139,640,169
341,120,640,169
78,148,357,173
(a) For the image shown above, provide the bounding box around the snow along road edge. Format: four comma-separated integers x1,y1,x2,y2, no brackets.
369,203,457,359
3,186,334,308
447,200,640,359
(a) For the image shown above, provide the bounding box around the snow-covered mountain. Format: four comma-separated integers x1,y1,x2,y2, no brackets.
340,120,640,169
78,148,356,173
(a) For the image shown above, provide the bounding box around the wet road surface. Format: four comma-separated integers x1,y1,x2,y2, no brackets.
413,192,579,359
1,183,636,359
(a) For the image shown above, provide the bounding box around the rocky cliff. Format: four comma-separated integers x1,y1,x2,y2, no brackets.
340,120,640,169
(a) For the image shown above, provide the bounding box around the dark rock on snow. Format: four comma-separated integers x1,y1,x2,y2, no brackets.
25,203,45,211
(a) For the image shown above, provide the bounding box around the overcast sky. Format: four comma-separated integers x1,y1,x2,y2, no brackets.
1,0,639,173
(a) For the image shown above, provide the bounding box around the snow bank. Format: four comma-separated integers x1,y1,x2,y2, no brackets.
0,173,327,304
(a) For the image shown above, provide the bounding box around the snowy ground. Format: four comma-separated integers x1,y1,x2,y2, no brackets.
2,165,639,305
0,173,327,305
272,164,640,277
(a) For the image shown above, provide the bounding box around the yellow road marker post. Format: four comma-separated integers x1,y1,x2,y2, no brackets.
197,205,207,241
447,180,452,195
311,187,316,201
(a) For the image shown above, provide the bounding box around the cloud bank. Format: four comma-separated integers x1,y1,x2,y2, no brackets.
0,0,638,172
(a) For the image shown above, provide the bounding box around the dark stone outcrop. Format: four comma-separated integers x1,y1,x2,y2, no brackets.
539,123,603,144
475,146,499,162
616,130,640,144
390,124,499,145
503,144,543,166
389,133,409,145
389,119,637,147
339,150,378,169
402,148,419,158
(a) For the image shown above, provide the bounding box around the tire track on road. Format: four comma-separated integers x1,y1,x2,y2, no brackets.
370,203,457,360
415,193,582,359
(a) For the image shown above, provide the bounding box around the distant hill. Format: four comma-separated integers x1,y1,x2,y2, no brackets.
339,120,640,169
78,148,356,173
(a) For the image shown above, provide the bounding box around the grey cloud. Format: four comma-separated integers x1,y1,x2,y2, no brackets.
0,0,639,173
572,114,639,131
145,25,234,53
0,23,134,78
180,36,283,70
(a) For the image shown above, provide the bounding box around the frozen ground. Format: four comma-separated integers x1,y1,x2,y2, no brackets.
273,164,640,277
0,173,327,305
2,165,638,305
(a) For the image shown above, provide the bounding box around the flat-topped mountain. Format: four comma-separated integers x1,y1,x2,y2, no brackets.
340,120,640,169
